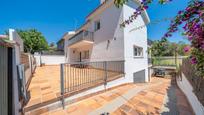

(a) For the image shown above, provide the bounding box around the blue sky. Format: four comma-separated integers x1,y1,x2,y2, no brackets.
0,0,190,44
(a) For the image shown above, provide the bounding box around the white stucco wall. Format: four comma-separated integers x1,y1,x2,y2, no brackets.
9,29,24,65
123,2,149,83
65,3,124,62
177,73,204,115
87,4,124,62
65,0,149,83
35,55,65,66
9,29,23,115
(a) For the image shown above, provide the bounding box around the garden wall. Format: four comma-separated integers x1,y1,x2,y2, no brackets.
177,74,204,115
21,53,36,88
177,58,204,115
34,54,65,66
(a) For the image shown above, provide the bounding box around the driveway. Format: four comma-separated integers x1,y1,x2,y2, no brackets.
26,77,193,115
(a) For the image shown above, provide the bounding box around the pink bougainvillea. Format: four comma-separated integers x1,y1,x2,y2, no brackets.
183,46,191,53
120,0,204,76
163,0,204,75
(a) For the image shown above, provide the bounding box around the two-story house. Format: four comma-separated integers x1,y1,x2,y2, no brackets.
62,0,150,83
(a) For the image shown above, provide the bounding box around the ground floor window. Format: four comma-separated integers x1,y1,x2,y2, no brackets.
82,50,89,59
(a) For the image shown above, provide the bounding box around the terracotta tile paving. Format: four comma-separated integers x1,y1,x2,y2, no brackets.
111,78,194,115
25,65,123,111
26,83,139,115
26,66,61,108
26,70,193,115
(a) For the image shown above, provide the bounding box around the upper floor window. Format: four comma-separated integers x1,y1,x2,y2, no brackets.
133,45,143,57
94,20,100,31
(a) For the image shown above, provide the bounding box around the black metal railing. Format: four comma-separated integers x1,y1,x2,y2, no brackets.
60,61,125,108
68,30,94,46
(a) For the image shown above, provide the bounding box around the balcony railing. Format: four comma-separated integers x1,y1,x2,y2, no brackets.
68,30,94,46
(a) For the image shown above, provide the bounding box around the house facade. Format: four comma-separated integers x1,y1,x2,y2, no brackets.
63,0,150,83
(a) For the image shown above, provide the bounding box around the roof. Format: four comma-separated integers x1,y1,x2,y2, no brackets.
86,0,110,19
61,0,150,42
86,0,150,24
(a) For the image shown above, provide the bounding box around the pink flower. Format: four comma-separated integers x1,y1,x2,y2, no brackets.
178,11,183,14
188,36,193,41
190,57,197,64
183,46,191,52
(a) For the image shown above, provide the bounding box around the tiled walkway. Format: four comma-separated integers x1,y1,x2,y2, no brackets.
111,77,193,115
26,66,61,109
26,77,194,115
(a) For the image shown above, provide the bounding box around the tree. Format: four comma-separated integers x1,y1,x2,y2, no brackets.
17,29,49,54
151,39,189,57
150,38,168,57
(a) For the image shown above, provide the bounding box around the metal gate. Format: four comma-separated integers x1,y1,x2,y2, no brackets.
0,45,13,115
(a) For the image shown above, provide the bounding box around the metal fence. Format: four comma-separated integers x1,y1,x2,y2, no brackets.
152,56,187,66
60,61,125,107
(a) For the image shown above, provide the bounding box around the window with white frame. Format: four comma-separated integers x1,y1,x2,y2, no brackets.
133,46,143,57
94,20,100,31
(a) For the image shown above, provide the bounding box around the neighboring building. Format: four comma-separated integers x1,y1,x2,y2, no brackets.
57,39,64,51
57,31,75,52
63,0,150,83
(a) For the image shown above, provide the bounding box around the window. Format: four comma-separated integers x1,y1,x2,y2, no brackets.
94,20,100,31
133,46,143,57
82,50,89,59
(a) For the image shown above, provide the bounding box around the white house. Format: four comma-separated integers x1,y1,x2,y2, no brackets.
63,0,150,83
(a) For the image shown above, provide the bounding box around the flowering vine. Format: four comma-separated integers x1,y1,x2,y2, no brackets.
117,0,204,76
162,0,204,76
119,0,172,28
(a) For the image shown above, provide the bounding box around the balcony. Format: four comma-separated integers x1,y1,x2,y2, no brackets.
68,30,94,48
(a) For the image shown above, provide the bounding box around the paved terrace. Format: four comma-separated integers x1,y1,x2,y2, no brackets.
25,75,193,115
25,65,123,111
